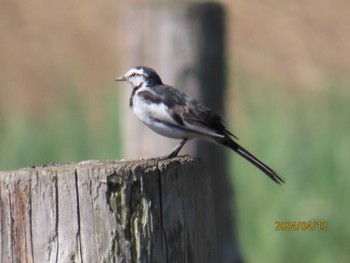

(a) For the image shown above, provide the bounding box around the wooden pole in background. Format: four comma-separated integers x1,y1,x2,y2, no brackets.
119,3,242,262
0,157,217,262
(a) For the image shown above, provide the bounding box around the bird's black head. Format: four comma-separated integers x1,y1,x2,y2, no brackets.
115,66,163,87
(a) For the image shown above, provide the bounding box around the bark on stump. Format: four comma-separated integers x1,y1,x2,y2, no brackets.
0,157,217,263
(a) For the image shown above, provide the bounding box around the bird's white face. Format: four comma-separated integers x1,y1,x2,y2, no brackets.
116,68,147,87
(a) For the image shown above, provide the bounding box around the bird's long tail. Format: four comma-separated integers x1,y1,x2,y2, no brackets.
221,137,285,184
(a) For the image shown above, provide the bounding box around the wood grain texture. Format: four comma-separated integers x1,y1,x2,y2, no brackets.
0,157,217,263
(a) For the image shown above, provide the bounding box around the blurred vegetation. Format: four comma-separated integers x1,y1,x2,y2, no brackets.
0,86,122,171
231,74,350,263
0,73,348,262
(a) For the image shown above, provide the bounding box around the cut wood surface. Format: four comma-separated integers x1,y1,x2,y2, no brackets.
0,157,217,263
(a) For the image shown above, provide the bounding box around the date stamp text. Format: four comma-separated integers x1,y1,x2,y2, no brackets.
275,221,327,231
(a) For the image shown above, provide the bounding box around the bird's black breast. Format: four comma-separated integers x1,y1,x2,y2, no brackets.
129,84,142,108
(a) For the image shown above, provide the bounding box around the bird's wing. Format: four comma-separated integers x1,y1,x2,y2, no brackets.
145,85,232,139
184,99,224,133
136,89,183,127
183,97,238,139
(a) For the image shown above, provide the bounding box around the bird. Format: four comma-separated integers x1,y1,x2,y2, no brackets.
115,66,285,184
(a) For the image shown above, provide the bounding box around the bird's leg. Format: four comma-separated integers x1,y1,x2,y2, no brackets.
167,138,188,158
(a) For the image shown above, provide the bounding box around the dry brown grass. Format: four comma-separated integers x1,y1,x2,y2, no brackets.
1,0,122,112
232,0,350,88
1,0,349,112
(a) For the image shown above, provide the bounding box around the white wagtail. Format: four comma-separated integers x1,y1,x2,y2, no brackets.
115,66,284,184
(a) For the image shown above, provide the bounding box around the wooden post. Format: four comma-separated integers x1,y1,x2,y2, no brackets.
0,157,217,263
119,2,227,158
119,3,242,262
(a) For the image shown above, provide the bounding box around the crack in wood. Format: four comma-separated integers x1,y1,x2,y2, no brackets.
29,174,34,262
74,170,83,263
156,160,169,263
8,190,14,263
54,172,59,263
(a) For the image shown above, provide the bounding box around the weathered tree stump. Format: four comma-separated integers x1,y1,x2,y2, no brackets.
0,157,217,263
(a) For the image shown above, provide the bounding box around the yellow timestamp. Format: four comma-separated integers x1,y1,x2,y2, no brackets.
275,221,327,231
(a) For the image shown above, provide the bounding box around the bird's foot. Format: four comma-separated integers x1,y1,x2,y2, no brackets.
157,152,178,160
167,152,179,159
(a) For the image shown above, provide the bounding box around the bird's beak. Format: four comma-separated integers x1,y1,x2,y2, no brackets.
115,76,126,81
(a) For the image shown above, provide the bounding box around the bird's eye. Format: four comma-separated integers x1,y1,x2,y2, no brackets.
131,73,136,77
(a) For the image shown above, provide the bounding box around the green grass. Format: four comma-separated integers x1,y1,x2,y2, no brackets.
0,76,349,262
231,75,350,262
0,87,122,171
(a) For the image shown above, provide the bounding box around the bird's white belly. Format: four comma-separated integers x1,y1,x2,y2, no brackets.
132,96,191,139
